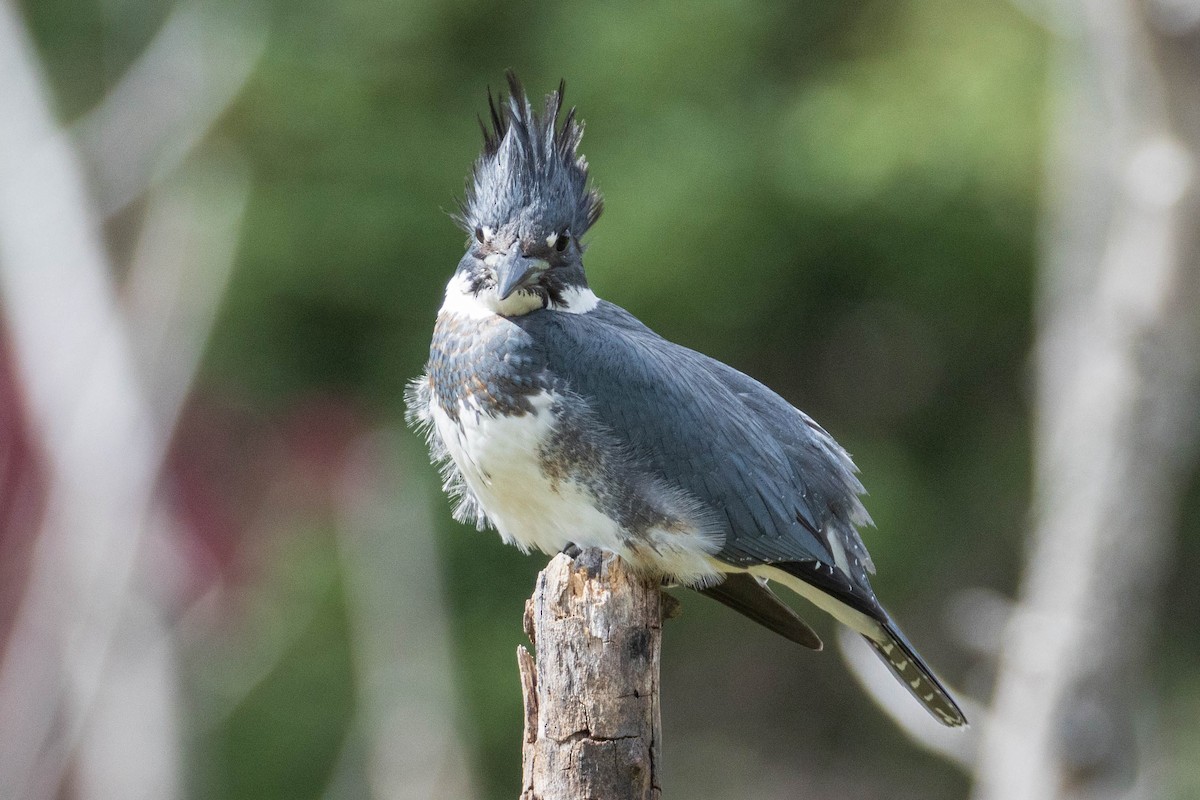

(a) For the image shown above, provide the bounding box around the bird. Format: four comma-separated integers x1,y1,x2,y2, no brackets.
406,73,967,728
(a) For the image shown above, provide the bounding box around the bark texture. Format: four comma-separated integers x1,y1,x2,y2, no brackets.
518,550,662,800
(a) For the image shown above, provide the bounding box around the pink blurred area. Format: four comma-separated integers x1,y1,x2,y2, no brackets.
0,340,46,655
165,392,369,594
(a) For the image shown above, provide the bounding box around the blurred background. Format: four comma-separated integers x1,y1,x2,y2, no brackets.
1,0,1199,798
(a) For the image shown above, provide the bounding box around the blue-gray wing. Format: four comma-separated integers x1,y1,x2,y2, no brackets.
516,301,879,601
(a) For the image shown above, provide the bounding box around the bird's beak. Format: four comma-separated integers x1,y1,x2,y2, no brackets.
493,250,549,300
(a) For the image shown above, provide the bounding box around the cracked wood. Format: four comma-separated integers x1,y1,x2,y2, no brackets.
518,549,662,800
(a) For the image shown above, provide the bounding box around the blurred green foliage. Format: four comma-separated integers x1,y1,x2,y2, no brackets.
24,0,1149,796
212,531,356,799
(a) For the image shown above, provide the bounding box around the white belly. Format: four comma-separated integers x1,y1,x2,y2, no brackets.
430,391,626,556
428,389,724,585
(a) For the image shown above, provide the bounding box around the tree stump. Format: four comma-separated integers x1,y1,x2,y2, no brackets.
518,549,662,800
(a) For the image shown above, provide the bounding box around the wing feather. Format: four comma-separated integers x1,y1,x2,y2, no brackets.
516,302,879,604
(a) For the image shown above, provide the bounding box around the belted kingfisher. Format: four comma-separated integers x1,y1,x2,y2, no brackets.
407,74,967,727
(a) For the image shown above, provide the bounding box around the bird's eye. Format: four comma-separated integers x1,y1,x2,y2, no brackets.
555,231,570,252
474,226,485,244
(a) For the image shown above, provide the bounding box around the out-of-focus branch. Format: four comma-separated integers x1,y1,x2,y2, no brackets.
71,558,185,800
332,432,480,800
72,0,266,217
74,166,248,800
123,157,250,426
971,1,1200,798
0,6,165,795
0,4,252,798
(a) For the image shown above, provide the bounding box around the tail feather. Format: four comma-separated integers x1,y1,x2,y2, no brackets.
698,574,823,650
865,621,967,728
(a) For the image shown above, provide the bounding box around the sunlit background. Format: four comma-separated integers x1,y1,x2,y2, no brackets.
2,0,1199,798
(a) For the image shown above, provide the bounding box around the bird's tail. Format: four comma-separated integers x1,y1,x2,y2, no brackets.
865,620,967,727
698,574,823,650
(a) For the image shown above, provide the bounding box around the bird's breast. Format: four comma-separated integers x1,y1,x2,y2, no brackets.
427,310,598,555
422,311,724,584
429,388,625,557
428,311,546,421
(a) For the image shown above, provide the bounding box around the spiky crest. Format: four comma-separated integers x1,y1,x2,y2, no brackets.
457,72,603,239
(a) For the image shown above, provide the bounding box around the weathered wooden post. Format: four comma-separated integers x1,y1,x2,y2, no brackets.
517,549,663,800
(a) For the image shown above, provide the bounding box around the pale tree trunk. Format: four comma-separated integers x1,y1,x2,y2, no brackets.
518,550,663,800
0,4,260,799
971,2,1200,799
330,436,481,800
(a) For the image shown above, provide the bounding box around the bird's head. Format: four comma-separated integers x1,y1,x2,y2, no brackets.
447,73,603,317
